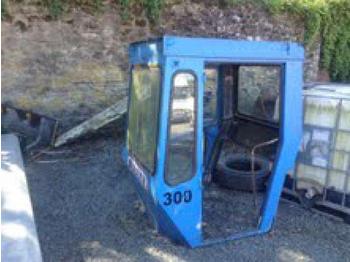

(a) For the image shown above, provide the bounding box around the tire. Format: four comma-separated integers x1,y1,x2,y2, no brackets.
214,153,270,191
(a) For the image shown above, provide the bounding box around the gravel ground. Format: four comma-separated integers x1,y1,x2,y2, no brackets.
25,135,350,262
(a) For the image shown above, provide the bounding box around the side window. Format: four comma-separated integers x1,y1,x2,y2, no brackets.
204,67,218,123
238,66,281,122
166,73,196,186
127,66,161,173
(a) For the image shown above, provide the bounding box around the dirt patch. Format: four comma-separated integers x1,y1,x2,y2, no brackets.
25,135,350,261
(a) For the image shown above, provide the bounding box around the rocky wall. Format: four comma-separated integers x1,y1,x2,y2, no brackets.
1,1,319,129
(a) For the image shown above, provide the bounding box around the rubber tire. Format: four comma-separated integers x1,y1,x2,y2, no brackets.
214,153,270,192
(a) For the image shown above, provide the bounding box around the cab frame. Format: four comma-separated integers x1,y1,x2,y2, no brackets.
123,35,304,247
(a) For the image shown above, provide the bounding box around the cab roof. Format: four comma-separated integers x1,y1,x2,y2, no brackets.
129,35,304,65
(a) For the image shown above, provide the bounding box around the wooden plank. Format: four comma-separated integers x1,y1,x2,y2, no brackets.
54,97,127,147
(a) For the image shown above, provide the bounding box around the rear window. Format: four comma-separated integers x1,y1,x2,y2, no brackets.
237,65,281,122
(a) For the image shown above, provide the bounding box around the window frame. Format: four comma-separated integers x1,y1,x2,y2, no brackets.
204,65,219,125
165,70,198,186
127,64,162,175
235,64,283,127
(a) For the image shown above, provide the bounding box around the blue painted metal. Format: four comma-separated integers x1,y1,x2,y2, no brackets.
162,36,304,61
123,35,304,247
204,125,219,165
259,62,304,231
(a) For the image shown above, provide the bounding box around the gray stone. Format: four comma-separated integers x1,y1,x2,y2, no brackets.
1,1,319,128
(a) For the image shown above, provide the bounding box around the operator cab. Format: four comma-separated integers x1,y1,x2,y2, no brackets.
124,36,304,247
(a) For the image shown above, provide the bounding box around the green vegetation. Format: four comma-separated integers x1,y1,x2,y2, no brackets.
1,0,8,19
264,0,350,82
1,0,164,20
118,0,163,22
227,0,350,82
44,0,64,19
42,0,103,18
143,0,163,22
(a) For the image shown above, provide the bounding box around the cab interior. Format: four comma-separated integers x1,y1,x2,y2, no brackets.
169,63,282,238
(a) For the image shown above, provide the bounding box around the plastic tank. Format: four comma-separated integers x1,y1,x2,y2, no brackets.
287,84,350,213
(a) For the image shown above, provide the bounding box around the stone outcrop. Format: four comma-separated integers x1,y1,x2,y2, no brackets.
1,1,319,128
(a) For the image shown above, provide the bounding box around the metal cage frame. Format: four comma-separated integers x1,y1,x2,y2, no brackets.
123,35,304,247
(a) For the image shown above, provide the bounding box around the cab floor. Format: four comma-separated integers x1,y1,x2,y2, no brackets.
202,183,265,240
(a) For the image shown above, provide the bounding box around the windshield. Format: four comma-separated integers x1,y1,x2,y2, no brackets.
127,66,161,173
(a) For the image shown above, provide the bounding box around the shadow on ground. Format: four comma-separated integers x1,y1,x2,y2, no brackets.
25,135,350,262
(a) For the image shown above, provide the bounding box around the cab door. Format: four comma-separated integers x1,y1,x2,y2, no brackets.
155,57,204,247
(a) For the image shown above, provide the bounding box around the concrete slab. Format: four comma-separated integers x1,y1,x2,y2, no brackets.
1,134,42,262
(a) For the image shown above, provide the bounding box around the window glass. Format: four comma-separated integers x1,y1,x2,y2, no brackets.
127,66,160,173
238,66,281,122
222,65,235,119
166,73,196,186
204,67,218,123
